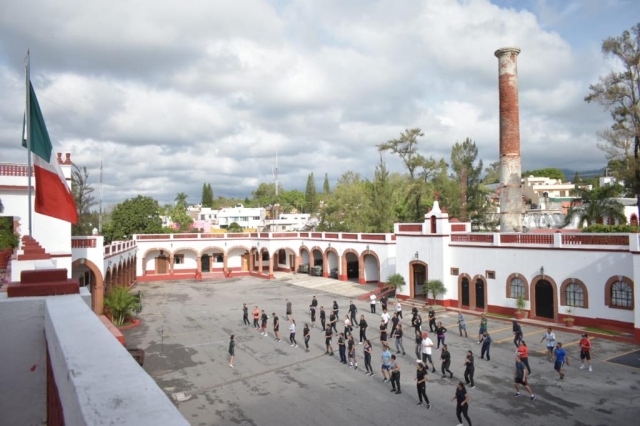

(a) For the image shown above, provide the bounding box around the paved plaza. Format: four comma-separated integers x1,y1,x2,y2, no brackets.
123,276,640,426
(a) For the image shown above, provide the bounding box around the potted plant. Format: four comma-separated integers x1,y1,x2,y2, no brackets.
515,294,525,320
385,273,406,297
0,217,19,269
423,279,447,306
104,286,140,327
563,304,575,327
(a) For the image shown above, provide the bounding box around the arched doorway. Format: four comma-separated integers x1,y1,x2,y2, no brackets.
311,247,323,276
326,248,339,279
475,278,485,309
342,250,359,282
535,280,554,319
299,247,310,270
361,253,380,284
410,261,427,299
461,277,470,307
72,258,104,314
201,254,210,272
227,246,250,273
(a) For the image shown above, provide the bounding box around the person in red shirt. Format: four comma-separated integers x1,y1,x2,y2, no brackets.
516,340,531,375
579,333,593,372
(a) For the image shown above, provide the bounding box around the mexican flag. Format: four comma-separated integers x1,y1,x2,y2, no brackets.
22,81,78,224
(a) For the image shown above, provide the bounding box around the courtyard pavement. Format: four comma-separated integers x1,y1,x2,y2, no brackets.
123,276,640,426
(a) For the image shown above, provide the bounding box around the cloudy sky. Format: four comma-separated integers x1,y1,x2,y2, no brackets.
0,0,637,207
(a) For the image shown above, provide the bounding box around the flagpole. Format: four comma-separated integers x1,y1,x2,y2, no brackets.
25,50,32,237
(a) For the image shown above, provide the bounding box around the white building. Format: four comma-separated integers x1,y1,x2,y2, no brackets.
217,204,265,229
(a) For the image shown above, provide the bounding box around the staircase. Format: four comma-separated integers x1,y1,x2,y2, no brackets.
17,236,51,261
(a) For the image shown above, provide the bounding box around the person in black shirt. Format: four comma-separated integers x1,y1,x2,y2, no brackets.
395,324,406,356
303,323,311,352
325,326,334,356
260,310,268,337
228,335,235,368
272,313,281,342
311,295,318,310
411,306,419,318
380,319,388,347
415,362,430,408
242,303,250,326
330,311,338,333
389,354,401,394
389,312,400,339
512,320,523,348
428,307,436,332
441,344,453,378
348,334,358,369
435,322,447,349
349,301,358,327
363,339,374,376
380,296,388,312
464,350,475,388
415,330,423,361
451,381,472,426
412,314,422,334
310,305,317,328
320,306,326,330
358,315,368,344
333,301,339,318
338,333,347,364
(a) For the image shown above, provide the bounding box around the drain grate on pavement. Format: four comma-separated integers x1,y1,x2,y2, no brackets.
604,349,640,369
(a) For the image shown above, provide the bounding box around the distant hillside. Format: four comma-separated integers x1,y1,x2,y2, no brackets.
560,167,606,181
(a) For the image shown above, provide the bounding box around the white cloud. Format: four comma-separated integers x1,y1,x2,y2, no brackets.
0,0,635,206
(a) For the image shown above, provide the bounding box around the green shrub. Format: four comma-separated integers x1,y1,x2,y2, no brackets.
104,286,139,326
582,224,639,233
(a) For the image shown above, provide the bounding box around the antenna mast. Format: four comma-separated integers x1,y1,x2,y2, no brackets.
273,146,279,230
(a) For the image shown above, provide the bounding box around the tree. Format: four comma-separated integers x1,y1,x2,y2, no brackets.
227,222,243,232
174,192,188,208
424,279,447,305
483,161,500,184
323,173,331,195
201,183,214,208
170,205,193,231
104,286,139,326
522,168,566,181
103,195,163,243
252,182,280,207
564,184,627,228
71,164,97,236
305,173,317,213
450,138,494,230
280,189,306,213
378,128,430,222
318,172,369,232
366,154,395,232
385,273,406,294
586,23,640,217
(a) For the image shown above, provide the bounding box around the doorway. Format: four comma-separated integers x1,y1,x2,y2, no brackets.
461,277,470,307
201,254,210,273
156,256,168,274
412,263,426,298
535,280,554,319
475,278,485,309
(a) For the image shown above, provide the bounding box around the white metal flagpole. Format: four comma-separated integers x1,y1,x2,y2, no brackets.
25,49,32,237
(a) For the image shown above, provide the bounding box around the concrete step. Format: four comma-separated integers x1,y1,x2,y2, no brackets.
273,272,373,298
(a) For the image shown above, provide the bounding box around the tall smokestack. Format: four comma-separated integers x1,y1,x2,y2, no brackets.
495,47,522,232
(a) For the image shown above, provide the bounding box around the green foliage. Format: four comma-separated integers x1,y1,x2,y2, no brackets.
71,164,97,236
318,172,369,232
201,183,214,208
0,217,19,249
252,183,281,207
323,173,331,195
425,279,447,301
586,23,640,216
522,168,566,181
516,294,525,312
280,190,306,212
305,173,317,213
582,224,639,233
174,192,188,208
170,205,193,231
227,222,243,232
564,184,627,228
104,286,139,326
385,273,406,291
103,195,163,243
483,161,500,184
366,154,395,232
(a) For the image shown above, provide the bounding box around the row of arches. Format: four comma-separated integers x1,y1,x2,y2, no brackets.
139,245,382,284
72,256,137,314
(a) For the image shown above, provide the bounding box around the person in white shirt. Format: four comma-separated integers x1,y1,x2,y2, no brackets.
420,332,436,373
395,301,403,319
381,309,391,325
370,293,377,313
289,321,298,347
540,327,556,361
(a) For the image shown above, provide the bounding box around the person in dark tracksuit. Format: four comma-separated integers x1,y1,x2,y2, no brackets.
480,331,492,361
435,322,447,349
364,339,374,376
395,324,406,356
389,354,401,394
349,301,358,328
428,307,436,332
513,320,523,348
242,303,250,326
415,362,430,408
451,381,472,426
333,301,339,318
464,350,475,388
338,333,347,364
320,306,326,331
330,311,338,333
228,335,235,368
325,326,334,356
303,323,310,352
441,344,453,378
359,315,368,344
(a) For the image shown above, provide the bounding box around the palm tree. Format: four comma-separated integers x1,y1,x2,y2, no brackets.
564,184,626,228
385,273,406,294
174,192,188,209
423,279,447,305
